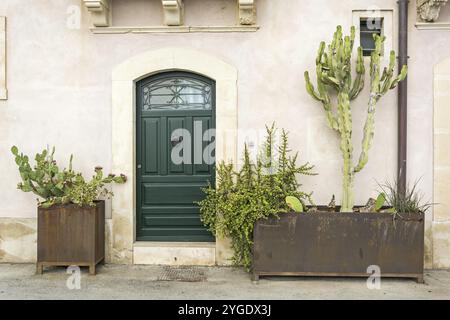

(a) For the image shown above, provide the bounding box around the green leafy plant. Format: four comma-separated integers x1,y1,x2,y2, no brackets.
377,179,433,214
11,146,126,208
286,196,304,213
198,124,315,270
304,26,407,212
374,192,386,212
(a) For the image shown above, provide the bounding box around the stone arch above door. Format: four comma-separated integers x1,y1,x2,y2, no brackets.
433,56,450,268
110,48,238,264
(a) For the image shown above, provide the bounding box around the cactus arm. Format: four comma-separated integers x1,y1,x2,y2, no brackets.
349,25,356,49
349,47,366,100
353,94,378,173
305,71,324,102
379,51,396,94
316,41,326,65
305,44,340,131
305,73,339,131
389,64,408,90
342,35,353,87
353,35,383,174
354,35,408,174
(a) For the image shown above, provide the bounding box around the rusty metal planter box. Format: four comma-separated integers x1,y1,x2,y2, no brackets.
253,211,424,283
36,201,105,275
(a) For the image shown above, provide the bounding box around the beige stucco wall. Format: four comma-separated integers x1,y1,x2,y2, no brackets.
0,0,448,267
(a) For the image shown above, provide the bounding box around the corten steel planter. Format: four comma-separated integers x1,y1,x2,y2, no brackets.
252,210,424,283
36,201,105,275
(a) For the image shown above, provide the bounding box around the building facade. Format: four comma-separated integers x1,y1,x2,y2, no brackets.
0,0,449,268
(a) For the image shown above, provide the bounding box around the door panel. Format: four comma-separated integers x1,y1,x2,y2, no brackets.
168,117,186,174
143,216,205,227
136,72,215,242
143,118,160,174
193,116,213,174
142,182,208,205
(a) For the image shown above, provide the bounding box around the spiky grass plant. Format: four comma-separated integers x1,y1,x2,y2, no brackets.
378,178,433,214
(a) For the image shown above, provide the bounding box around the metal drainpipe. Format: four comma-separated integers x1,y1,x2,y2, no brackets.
398,0,409,196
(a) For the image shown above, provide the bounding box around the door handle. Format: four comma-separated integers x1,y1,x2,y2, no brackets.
171,136,183,146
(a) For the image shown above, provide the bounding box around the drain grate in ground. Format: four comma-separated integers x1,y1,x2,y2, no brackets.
157,266,207,282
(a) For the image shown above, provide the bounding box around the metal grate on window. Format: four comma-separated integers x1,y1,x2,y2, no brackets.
142,77,212,111
360,18,383,57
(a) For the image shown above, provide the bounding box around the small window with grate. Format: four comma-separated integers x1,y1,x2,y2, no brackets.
360,17,383,56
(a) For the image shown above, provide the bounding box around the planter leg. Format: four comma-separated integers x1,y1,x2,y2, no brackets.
416,275,424,284
89,264,96,276
36,263,43,275
251,273,259,282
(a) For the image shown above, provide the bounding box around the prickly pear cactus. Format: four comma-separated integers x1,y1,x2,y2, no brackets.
304,26,407,212
11,146,127,208
11,146,76,208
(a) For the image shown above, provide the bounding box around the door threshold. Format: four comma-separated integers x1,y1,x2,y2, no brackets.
133,242,216,266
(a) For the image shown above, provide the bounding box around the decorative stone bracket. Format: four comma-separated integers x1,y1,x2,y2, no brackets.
0,17,6,100
84,0,257,29
417,0,448,22
83,0,111,27
162,0,184,26
238,0,256,25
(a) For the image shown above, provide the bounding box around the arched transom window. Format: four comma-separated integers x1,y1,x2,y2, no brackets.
141,73,213,111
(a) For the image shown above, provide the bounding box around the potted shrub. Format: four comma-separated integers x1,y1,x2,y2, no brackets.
198,124,316,270
252,26,426,283
11,146,126,275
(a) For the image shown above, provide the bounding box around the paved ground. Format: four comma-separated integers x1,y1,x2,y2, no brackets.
0,264,449,300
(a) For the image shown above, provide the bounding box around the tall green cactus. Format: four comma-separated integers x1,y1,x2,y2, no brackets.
304,26,407,212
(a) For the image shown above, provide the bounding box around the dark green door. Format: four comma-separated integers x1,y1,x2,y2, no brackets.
136,71,215,242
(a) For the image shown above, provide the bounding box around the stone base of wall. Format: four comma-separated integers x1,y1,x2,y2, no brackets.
1,217,448,269
0,217,234,267
0,218,37,263
432,221,450,268
215,236,234,266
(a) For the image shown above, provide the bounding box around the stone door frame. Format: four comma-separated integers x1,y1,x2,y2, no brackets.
110,47,238,264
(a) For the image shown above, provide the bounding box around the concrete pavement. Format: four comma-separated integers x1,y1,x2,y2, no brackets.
0,264,449,300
